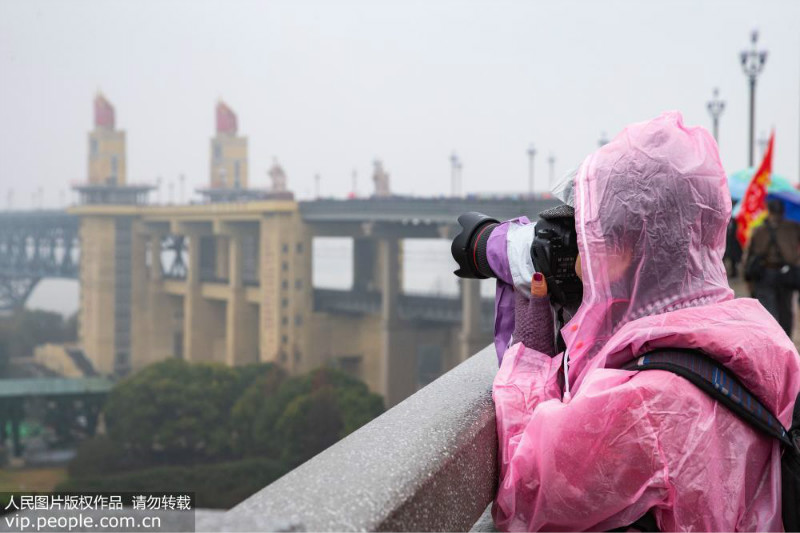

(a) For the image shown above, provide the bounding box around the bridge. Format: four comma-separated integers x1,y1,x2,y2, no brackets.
0,210,79,312
0,195,557,405
0,196,554,309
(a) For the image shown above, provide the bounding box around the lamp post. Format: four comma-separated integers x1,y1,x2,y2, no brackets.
314,173,320,199
706,87,726,143
450,152,460,197
527,144,537,196
740,29,768,167
456,159,463,197
758,131,768,160
548,153,555,184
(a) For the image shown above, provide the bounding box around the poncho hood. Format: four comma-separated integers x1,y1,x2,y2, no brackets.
560,112,796,421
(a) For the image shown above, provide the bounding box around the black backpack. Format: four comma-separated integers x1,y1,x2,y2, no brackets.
619,348,800,531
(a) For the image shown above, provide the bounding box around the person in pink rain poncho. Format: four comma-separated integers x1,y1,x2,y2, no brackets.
491,112,800,531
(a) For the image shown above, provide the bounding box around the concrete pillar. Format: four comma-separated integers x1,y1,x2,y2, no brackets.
353,238,379,292
229,234,242,289
216,236,230,281
128,228,148,375
78,216,117,375
379,237,415,407
148,234,162,282
139,233,176,368
459,279,485,362
183,232,219,362
226,233,258,365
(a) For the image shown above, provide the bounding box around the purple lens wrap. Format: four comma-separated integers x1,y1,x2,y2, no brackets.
487,217,531,365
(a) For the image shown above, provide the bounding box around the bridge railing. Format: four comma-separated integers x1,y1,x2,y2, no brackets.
213,345,498,532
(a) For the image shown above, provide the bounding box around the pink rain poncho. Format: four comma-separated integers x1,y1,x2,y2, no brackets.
493,112,800,532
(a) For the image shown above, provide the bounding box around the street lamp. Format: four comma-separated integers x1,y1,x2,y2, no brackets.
450,152,460,197
527,144,537,196
314,173,321,199
548,153,555,184
706,87,726,143
758,131,768,159
740,29,768,167
456,159,463,197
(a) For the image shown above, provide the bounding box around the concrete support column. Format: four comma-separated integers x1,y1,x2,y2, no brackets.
216,236,230,281
226,233,258,365
141,233,176,367
459,278,485,362
184,232,217,362
353,238,378,292
148,235,162,281
379,237,415,407
229,234,243,289
128,228,148,375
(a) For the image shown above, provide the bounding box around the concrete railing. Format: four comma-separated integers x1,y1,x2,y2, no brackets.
212,345,499,532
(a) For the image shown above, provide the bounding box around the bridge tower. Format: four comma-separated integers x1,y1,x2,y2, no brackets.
72,95,152,377
88,93,126,186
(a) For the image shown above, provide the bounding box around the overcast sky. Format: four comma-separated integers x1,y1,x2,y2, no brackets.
1,0,799,207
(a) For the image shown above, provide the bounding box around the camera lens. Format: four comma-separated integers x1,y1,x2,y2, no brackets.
451,212,500,279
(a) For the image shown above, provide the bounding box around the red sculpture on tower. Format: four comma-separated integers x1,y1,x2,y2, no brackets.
216,101,238,135
94,93,115,129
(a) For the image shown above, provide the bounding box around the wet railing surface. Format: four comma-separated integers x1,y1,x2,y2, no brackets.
214,345,499,532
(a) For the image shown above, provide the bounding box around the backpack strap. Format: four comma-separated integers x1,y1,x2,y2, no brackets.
623,348,796,450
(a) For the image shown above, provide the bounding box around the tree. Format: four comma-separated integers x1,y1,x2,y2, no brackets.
237,367,384,466
104,359,285,465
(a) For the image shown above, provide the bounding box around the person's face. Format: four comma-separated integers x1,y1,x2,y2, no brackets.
574,249,632,283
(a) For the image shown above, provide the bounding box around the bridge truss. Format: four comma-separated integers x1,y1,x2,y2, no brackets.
0,211,79,311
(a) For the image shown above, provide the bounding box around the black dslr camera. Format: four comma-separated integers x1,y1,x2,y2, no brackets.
451,206,582,310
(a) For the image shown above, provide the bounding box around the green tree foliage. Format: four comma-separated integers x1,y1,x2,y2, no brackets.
104,359,285,465
235,367,384,466
58,458,288,509
67,435,132,478
67,360,384,508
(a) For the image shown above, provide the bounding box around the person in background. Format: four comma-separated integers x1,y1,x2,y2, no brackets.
746,198,800,336
724,200,743,278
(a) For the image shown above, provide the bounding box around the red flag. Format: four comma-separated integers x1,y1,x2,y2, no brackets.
736,132,775,247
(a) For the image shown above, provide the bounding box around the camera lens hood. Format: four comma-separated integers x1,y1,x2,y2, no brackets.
451,211,500,279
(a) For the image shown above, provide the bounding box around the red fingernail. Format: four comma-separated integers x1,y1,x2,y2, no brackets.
533,273,543,282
